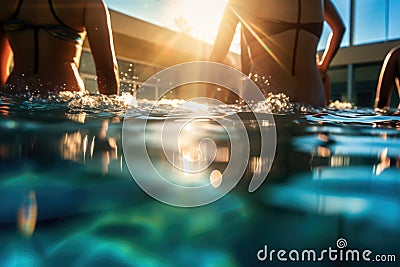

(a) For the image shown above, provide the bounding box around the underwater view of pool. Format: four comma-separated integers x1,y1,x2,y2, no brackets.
0,93,399,266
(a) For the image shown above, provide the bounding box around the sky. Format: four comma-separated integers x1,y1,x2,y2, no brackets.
104,0,229,45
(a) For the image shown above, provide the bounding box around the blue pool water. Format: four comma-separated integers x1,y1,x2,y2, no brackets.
0,93,399,267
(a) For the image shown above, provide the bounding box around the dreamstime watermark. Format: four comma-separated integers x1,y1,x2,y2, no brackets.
122,61,276,207
257,238,396,263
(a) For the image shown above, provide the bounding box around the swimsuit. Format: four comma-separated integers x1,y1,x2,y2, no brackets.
238,0,323,75
2,0,83,74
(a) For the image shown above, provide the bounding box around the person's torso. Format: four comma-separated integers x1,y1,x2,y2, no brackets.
1,0,87,93
231,0,326,105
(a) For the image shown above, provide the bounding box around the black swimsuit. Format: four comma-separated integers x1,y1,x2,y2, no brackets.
3,0,83,74
238,0,323,75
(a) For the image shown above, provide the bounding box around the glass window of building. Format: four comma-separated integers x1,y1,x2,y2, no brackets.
79,51,96,76
318,0,350,51
118,60,136,82
79,51,162,96
328,66,348,102
79,51,97,92
388,0,400,40
117,59,138,93
354,0,386,45
353,63,382,106
83,77,98,93
135,63,159,83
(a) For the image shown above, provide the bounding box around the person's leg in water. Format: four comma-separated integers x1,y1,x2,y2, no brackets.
375,46,400,109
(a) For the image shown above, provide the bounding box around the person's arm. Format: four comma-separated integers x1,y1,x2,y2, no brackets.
0,27,12,87
318,0,345,77
240,28,251,75
209,2,239,63
84,0,119,95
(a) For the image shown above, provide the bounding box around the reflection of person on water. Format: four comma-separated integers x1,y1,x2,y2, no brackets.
210,0,345,107
91,119,118,175
0,0,120,95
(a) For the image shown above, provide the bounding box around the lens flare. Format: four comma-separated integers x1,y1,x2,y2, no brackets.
123,61,276,207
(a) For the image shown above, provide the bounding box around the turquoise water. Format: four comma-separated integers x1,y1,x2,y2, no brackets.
0,94,399,266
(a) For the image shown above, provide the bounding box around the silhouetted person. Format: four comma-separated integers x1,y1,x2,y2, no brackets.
0,0,119,95
210,0,345,107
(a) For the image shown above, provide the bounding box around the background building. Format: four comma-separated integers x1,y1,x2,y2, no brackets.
80,10,239,100
322,0,400,107
80,0,400,107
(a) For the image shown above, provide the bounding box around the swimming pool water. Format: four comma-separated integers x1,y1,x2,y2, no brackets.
0,94,399,266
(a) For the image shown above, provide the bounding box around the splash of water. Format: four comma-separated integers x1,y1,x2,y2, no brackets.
2,88,398,121
0,91,138,116
328,100,354,110
64,92,137,115
0,90,322,118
